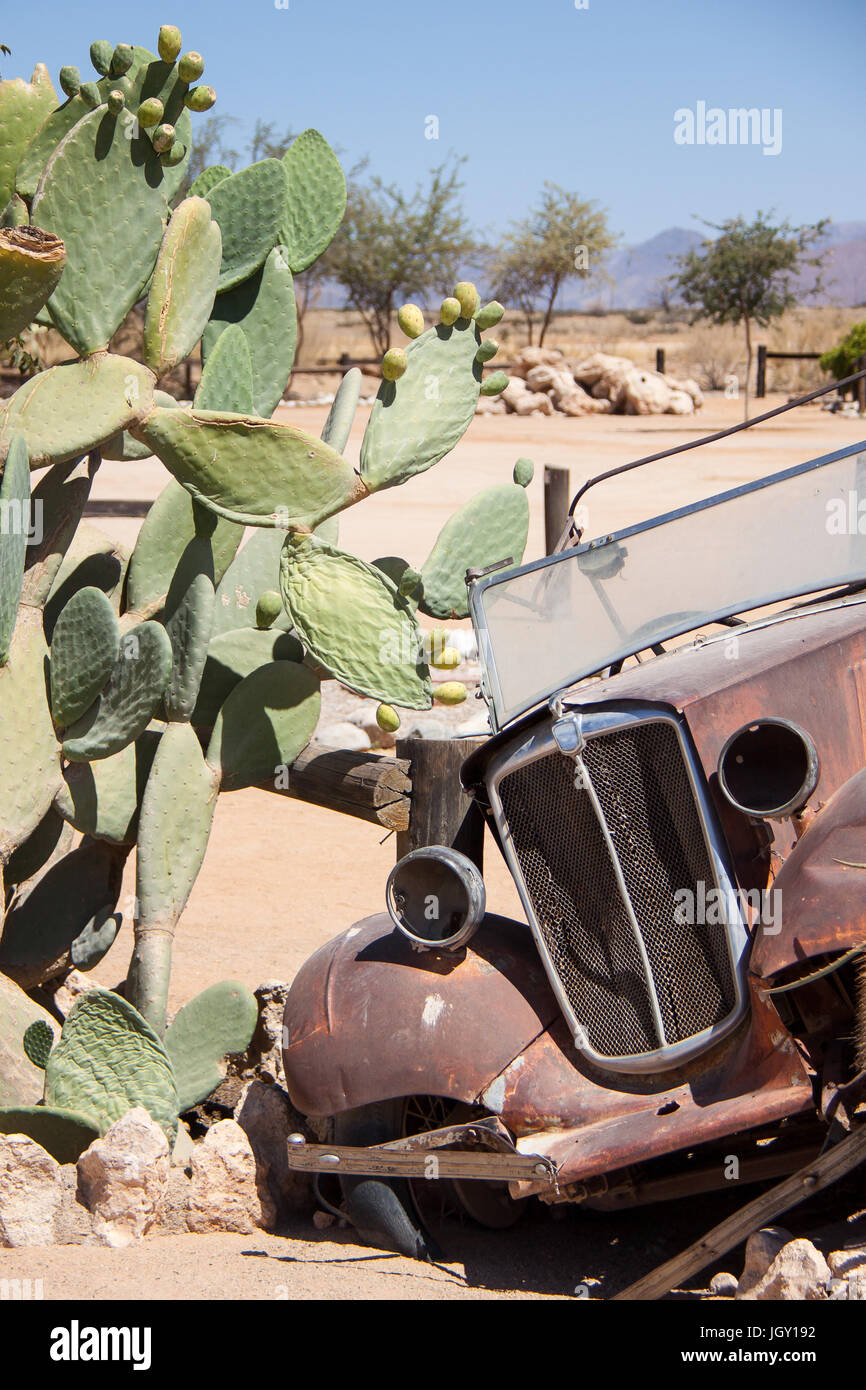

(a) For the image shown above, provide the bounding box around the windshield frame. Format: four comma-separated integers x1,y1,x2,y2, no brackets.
469,437,866,731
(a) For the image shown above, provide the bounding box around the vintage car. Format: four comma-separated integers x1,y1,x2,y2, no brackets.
281,436,866,1261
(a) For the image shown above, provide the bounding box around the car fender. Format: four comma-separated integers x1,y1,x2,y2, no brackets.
281,911,561,1118
751,766,866,980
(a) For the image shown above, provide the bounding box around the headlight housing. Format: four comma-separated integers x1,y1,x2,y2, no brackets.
385,846,486,951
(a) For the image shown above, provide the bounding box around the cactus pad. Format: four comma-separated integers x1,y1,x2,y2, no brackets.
0,608,62,863
280,534,432,708
189,164,231,198
137,406,364,529
62,620,173,762
195,324,254,414
0,63,57,209
320,368,362,455
279,128,346,273
192,628,303,728
206,659,321,790
49,585,119,728
143,196,222,377
44,988,179,1145
205,158,287,293
164,981,258,1111
125,478,241,612
201,245,297,418
0,1106,101,1164
419,481,529,619
0,225,66,343
23,1019,55,1070
0,435,30,664
57,727,160,846
212,527,295,638
161,537,216,721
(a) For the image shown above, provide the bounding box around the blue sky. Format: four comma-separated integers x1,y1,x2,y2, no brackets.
4,0,863,245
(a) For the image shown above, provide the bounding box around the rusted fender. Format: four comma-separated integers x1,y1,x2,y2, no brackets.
751,767,866,980
281,912,561,1118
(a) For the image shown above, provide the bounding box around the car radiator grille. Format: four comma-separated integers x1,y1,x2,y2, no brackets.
497,720,737,1061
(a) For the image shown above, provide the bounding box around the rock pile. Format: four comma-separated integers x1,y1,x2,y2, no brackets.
702,1226,866,1301
477,347,703,418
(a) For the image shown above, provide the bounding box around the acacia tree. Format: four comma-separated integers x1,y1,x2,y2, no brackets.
324,159,475,356
671,212,828,418
488,183,617,345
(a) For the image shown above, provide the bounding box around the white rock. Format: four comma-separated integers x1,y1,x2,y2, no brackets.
664,374,703,407
234,1079,313,1217
501,376,529,410
187,1119,276,1234
667,389,696,415
171,1121,196,1169
621,369,675,415
313,722,372,751
525,364,575,394
475,395,507,415
511,345,564,376
512,391,555,417
76,1108,169,1248
739,1238,830,1301
456,711,491,736
0,1133,63,1246
403,719,446,741
708,1271,738,1297
737,1226,792,1295
572,351,634,390
250,980,290,1082
828,1246,866,1277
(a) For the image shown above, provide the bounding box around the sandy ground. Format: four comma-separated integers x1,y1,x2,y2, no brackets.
18,394,865,1300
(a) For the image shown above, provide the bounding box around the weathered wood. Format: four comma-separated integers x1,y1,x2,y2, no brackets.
544,465,571,555
756,342,767,398
262,744,411,831
655,347,665,375
614,1122,866,1301
396,737,486,868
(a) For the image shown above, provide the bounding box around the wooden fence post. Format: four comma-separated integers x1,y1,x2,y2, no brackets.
756,344,767,398
655,347,665,375
857,356,866,414
544,465,571,555
395,737,486,869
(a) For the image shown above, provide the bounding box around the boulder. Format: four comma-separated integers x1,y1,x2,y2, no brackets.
708,1271,738,1298
501,376,530,411
151,1167,192,1234
234,1079,316,1218
510,345,565,378
573,352,634,390
475,395,507,415
525,364,575,394
621,369,675,415
511,391,555,417
737,1226,792,1295
0,1133,63,1246
739,1238,830,1301
76,1108,169,1248
828,1246,866,1278
187,1118,276,1233
0,974,58,1107
313,722,371,752
664,375,704,408
667,389,696,415
248,981,291,1082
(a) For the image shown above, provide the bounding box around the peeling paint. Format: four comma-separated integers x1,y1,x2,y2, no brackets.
482,1075,506,1113
422,993,446,1028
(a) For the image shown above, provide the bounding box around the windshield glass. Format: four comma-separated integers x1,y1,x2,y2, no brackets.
471,441,866,730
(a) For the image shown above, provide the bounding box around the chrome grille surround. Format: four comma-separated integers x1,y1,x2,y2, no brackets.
487,704,750,1074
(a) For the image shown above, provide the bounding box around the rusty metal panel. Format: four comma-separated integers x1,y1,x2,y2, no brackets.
281,912,560,1118
497,976,813,1193
750,767,866,979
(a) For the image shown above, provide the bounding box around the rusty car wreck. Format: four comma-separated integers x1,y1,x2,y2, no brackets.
282,435,866,1262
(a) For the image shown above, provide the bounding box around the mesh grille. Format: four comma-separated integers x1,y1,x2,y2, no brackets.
498,720,737,1059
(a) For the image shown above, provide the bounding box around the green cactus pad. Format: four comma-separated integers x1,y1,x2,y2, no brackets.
23,1019,54,1069
164,981,258,1111
360,320,484,493
202,245,297,418
280,534,432,708
0,435,29,664
4,804,69,887
44,520,127,634
0,608,62,864
189,164,231,198
137,406,364,529
279,128,346,273
143,197,222,378
192,628,303,728
211,528,294,638
206,658,321,790
31,105,171,355
0,1106,101,1164
0,225,66,344
49,585,119,729
0,63,57,210
126,478,241,612
205,158,288,293
44,988,179,1145
321,368,362,455
195,324,254,414
70,906,121,971
161,537,216,721
0,838,125,989
0,355,155,470
21,460,95,613
419,481,529,620
62,620,173,762
56,728,160,845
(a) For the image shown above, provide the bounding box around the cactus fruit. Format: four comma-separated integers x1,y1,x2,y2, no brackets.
195,325,255,414
397,303,425,339
62,620,173,761
144,196,222,378
480,370,509,396
77,82,101,110
475,339,499,364
44,988,180,1144
419,479,529,620
422,627,452,662
184,85,216,113
106,90,125,116
434,681,467,705
152,123,175,153
513,457,535,487
255,590,282,629
376,703,401,733
453,281,480,319
161,140,187,168
205,159,288,293
158,25,183,62
178,51,205,83
440,296,461,326
59,66,81,98
475,300,504,330
0,436,29,664
430,646,461,670
202,245,297,418
0,1106,100,1164
164,981,258,1111
280,533,432,708
137,97,164,128
49,585,119,728
23,1020,54,1070
279,128,346,273
382,348,407,381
